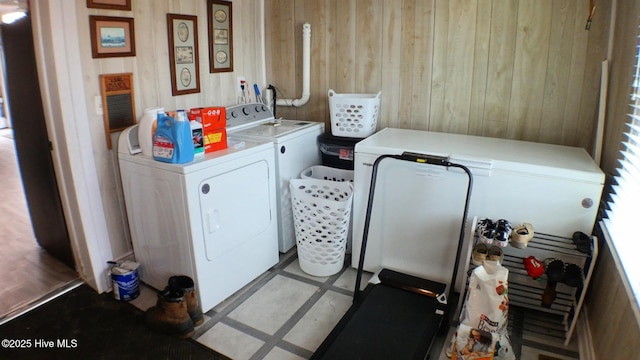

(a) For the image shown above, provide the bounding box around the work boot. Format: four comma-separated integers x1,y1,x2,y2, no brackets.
168,275,204,326
145,286,195,338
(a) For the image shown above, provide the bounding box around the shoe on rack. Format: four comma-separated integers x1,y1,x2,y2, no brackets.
145,286,195,338
563,263,584,288
511,223,534,249
494,219,513,248
544,258,565,283
477,218,496,245
168,275,204,326
572,231,591,254
541,281,557,308
523,256,544,279
487,245,504,264
472,243,489,266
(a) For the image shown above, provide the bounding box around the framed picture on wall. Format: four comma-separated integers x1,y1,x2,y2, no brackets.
207,0,233,73
167,14,200,96
89,16,136,58
87,0,131,11
99,73,136,149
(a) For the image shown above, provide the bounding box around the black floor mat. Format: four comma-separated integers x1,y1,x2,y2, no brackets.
0,284,229,360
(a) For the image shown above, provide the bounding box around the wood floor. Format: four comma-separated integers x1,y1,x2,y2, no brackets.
0,128,78,321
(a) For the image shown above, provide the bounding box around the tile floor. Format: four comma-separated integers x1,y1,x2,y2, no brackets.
131,250,580,360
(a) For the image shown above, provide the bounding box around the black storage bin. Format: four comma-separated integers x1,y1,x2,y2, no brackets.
318,132,362,170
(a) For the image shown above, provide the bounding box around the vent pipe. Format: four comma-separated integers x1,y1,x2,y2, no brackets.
276,23,311,107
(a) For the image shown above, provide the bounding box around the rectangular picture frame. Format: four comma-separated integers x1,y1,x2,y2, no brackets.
99,73,136,149
87,0,131,11
89,16,136,58
167,14,200,96
208,0,233,73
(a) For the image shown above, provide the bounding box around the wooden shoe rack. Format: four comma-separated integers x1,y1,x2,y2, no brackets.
465,232,597,346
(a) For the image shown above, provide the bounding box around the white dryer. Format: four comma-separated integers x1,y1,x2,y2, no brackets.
118,126,278,312
226,104,324,253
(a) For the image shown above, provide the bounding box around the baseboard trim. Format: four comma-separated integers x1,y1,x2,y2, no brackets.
577,305,596,360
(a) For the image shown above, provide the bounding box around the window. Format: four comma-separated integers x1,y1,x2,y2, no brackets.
601,34,640,307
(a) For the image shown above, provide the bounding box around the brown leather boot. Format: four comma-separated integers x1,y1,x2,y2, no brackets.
168,275,204,326
541,281,557,308
145,286,195,338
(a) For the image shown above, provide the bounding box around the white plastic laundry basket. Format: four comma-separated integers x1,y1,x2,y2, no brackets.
290,178,354,276
300,165,354,182
328,89,381,138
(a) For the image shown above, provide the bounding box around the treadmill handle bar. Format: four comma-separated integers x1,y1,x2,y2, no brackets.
353,152,474,309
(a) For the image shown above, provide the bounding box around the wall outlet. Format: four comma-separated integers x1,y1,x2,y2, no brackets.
237,76,246,93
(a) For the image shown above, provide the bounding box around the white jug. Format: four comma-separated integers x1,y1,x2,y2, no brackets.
138,107,164,156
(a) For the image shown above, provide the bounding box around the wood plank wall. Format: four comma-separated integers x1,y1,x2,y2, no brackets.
265,0,610,150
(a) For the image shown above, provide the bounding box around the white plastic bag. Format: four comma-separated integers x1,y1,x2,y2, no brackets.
448,262,515,360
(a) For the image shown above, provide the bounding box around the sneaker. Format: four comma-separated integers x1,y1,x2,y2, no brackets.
477,218,496,245
471,243,489,266
494,219,513,247
487,245,504,264
511,223,534,249
523,256,544,279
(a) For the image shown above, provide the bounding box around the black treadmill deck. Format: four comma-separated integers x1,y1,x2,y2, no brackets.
312,271,447,360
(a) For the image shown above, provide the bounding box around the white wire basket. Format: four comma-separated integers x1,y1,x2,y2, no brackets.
300,165,354,182
290,178,354,276
328,89,381,138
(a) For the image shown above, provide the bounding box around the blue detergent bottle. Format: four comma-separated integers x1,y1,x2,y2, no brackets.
152,111,194,164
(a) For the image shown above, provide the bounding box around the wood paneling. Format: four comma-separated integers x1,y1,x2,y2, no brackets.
265,0,610,149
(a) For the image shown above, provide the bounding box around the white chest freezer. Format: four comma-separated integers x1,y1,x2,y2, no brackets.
351,128,604,290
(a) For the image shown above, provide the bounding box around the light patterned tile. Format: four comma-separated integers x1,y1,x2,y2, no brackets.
197,322,264,360
284,259,332,283
283,290,352,351
263,346,306,360
228,275,318,335
333,266,372,292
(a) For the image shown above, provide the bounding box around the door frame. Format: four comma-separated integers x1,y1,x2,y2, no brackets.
30,1,114,292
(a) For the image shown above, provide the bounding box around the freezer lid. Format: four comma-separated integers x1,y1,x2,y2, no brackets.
355,128,604,183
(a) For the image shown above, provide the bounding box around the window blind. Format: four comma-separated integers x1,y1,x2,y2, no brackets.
601,42,640,304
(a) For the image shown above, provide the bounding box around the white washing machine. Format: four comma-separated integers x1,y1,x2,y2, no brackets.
117,125,278,312
226,104,324,253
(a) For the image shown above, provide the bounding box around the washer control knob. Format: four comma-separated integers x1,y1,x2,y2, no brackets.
242,107,250,116
230,111,238,118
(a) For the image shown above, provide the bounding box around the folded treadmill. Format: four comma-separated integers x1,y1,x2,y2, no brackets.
311,152,473,360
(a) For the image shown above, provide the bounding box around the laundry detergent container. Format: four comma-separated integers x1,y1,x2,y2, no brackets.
290,178,354,276
318,133,361,170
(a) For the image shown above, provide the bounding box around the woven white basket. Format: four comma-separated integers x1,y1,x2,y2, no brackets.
290,178,354,276
328,89,381,138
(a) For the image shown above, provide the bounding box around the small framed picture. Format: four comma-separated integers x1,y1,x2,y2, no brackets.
89,16,136,58
167,14,200,96
87,0,131,11
208,0,233,73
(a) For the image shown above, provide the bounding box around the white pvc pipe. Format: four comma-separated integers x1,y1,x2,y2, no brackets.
277,23,311,107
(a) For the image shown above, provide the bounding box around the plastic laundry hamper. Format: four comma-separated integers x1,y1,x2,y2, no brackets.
301,165,355,254
290,178,354,276
300,165,354,182
328,89,381,138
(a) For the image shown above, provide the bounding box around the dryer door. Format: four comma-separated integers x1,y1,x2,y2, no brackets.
200,160,273,261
